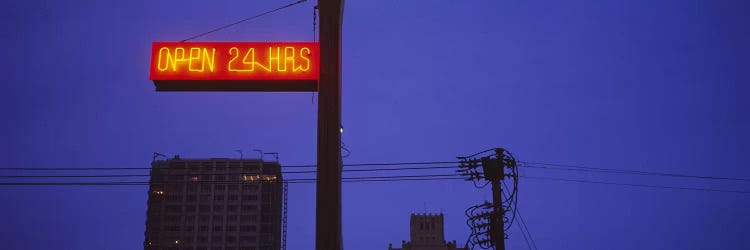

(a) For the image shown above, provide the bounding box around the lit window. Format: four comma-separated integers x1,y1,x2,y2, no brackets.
242,175,260,181
190,176,199,181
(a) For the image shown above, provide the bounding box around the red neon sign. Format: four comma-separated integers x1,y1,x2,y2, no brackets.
149,42,319,91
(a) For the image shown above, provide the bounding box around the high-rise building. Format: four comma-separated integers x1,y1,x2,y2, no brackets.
388,213,468,250
144,157,283,250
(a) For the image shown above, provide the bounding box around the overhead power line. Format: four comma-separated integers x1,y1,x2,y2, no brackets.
181,0,308,42
502,188,532,250
503,182,537,250
0,165,459,178
0,161,460,171
2,173,748,195
520,161,750,182
1,159,749,194
515,208,538,250
0,176,466,186
6,159,747,185
521,176,750,194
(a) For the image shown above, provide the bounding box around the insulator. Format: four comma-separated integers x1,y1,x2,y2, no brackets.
482,201,493,208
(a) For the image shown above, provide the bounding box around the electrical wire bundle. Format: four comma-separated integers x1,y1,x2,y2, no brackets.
501,150,519,233
464,201,497,249
460,148,520,250
457,158,486,188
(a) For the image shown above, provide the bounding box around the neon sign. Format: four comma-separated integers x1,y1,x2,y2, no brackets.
149,42,319,91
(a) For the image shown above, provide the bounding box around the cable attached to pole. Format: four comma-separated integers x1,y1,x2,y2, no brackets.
181,0,308,42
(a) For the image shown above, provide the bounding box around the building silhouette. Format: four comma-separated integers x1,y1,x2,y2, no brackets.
144,157,283,250
389,213,468,250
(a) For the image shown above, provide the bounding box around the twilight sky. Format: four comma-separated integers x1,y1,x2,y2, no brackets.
1,0,749,249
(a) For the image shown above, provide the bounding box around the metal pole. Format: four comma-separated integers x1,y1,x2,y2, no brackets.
316,0,344,250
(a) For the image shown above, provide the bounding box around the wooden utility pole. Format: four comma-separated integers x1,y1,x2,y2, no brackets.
490,175,506,250
485,148,506,250
316,0,344,250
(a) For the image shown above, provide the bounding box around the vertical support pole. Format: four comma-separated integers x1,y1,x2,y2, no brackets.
490,149,506,250
316,0,344,250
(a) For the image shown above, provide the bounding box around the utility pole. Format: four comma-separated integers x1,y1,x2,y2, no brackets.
487,148,505,250
479,148,506,250
316,0,344,250
461,149,520,249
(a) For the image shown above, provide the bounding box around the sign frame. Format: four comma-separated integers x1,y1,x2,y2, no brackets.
150,42,319,92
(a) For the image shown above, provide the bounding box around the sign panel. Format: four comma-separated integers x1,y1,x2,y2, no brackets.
150,42,319,91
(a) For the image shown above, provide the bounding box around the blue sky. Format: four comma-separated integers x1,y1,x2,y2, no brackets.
1,0,748,249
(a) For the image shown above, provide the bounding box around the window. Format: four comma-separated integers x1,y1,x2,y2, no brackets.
242,175,259,181
166,215,181,222
239,236,255,243
215,175,226,181
240,215,256,222
167,184,183,190
228,205,238,212
184,226,194,232
262,203,272,211
228,195,238,201
185,216,195,223
199,205,210,213
214,195,224,201
199,215,209,222
232,175,243,182
214,205,224,212
213,226,223,232
165,205,181,213
185,206,196,212
211,236,221,242
201,184,211,192
240,225,256,232
242,195,258,201
241,205,257,212
197,236,208,243
227,215,238,221
166,195,182,202
226,226,237,232
186,195,196,202
226,236,237,242
212,215,223,222
199,226,208,232
186,185,198,192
